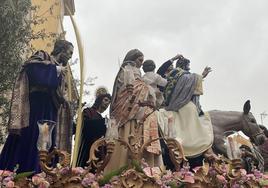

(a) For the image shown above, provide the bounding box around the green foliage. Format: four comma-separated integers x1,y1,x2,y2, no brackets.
98,160,145,186
14,171,34,181
0,0,60,144
0,0,32,142
260,179,268,186
167,181,185,188
131,160,143,173
98,165,128,186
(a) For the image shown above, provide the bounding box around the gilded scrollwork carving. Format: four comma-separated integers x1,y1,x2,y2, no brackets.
87,137,115,173
39,148,71,177
165,137,187,171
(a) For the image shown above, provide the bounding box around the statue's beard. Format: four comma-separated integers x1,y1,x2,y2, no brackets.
60,55,69,66
181,64,190,71
98,104,109,113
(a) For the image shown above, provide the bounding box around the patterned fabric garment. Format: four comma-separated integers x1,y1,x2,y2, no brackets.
164,68,187,106
0,53,61,173
105,60,163,173
8,50,58,133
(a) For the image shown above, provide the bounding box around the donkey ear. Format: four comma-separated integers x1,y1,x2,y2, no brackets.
243,100,251,115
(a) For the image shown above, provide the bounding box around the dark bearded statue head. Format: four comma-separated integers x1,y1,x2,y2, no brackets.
93,87,111,113
93,94,112,113
176,57,190,71
51,40,74,66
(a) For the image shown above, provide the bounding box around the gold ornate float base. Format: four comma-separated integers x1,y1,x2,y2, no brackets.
7,137,268,187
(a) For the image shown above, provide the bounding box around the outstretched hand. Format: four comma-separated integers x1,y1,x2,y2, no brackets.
171,54,183,61
202,66,212,78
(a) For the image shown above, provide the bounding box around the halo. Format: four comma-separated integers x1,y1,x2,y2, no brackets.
95,86,108,98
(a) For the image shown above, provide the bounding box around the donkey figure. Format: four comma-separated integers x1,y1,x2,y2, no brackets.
209,100,266,158
162,100,266,170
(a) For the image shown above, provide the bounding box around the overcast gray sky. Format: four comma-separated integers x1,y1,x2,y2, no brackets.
64,0,268,125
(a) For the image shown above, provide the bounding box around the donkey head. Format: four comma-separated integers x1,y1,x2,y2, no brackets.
241,100,266,146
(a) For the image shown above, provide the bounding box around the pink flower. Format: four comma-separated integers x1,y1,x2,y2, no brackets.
183,174,195,184
71,167,85,175
221,164,228,173
38,180,50,188
81,173,97,187
81,178,93,187
216,175,227,184
240,175,248,182
172,171,182,179
240,169,247,176
91,181,99,188
6,181,15,188
184,171,194,177
208,168,217,176
161,170,172,181
59,167,70,175
155,179,163,185
3,177,13,185
84,172,96,181
246,174,256,180
231,183,240,188
253,170,263,179
32,175,43,185
0,170,13,177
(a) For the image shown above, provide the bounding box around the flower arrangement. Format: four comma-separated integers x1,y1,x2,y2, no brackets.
1,159,268,188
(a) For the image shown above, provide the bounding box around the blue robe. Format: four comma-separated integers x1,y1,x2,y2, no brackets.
0,63,61,173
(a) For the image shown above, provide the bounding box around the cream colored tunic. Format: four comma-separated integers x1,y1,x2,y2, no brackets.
142,72,167,107
157,102,214,157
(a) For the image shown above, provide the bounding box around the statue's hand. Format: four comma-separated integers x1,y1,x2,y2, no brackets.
202,66,212,78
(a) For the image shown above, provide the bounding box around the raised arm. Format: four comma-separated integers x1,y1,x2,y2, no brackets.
170,54,184,62
157,54,182,78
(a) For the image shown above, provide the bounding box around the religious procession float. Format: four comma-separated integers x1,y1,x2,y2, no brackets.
1,49,268,187
1,98,268,188
3,0,268,187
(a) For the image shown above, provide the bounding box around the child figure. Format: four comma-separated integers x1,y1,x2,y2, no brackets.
142,60,167,107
